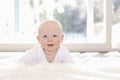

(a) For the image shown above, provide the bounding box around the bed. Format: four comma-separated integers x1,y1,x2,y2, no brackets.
0,52,120,80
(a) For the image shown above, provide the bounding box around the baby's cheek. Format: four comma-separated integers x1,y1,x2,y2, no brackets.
41,41,47,46
55,40,61,45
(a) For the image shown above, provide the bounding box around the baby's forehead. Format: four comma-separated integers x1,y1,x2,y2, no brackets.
40,26,61,34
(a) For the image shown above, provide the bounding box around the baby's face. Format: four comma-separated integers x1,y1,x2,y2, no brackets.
37,21,64,53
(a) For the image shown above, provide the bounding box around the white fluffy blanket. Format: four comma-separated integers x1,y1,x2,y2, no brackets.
0,63,120,80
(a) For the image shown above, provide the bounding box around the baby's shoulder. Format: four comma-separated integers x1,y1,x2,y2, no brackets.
59,45,69,53
25,45,42,54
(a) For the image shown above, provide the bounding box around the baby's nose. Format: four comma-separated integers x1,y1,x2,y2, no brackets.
48,37,53,41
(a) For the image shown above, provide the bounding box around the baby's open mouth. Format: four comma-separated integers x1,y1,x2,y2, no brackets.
47,44,54,46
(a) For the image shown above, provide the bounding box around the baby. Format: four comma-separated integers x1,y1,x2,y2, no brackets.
19,19,74,65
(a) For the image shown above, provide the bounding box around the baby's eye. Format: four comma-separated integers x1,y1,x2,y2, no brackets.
53,35,57,37
43,35,48,38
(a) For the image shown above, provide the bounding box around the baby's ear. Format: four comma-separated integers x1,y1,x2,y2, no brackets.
36,36,41,43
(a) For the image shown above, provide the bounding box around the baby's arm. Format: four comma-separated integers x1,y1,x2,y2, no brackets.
62,52,74,63
60,46,74,63
18,50,37,65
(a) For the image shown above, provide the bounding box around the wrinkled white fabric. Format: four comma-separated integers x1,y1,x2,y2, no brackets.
0,64,120,80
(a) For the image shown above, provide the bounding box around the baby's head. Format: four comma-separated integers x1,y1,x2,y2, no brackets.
37,19,64,53
38,19,63,35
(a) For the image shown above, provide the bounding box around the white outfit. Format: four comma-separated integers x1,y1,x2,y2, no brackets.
19,45,74,65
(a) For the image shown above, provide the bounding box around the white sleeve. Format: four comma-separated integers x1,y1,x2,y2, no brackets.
18,45,41,65
18,50,36,65
60,46,74,63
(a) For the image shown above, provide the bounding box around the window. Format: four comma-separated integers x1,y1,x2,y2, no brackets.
0,0,113,52
112,0,120,50
0,0,14,43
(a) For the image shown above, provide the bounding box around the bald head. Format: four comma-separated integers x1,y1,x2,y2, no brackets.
38,19,63,35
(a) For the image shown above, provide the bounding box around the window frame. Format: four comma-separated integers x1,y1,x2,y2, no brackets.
0,0,113,52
